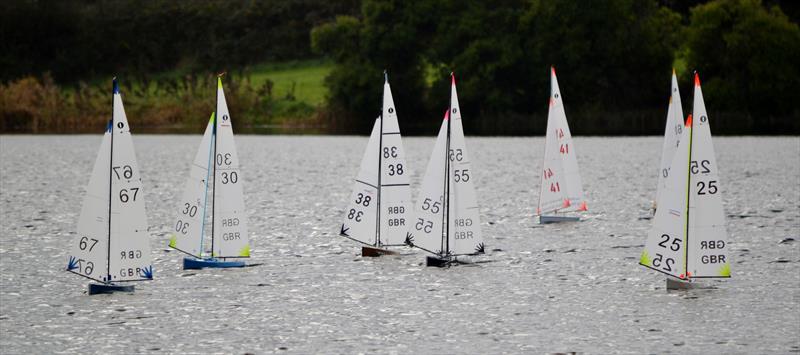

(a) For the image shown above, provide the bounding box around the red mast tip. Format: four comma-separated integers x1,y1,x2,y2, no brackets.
685,114,693,127
694,72,700,87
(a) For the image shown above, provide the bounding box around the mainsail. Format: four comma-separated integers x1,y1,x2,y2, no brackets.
211,78,249,258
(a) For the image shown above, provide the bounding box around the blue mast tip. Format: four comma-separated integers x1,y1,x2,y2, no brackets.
112,77,119,94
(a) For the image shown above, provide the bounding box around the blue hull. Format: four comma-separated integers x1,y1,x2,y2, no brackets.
539,215,581,224
183,257,245,270
88,283,135,295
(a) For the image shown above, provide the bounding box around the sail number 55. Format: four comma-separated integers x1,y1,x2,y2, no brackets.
415,218,433,233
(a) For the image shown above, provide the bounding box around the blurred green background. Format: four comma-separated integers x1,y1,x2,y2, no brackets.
1,0,798,134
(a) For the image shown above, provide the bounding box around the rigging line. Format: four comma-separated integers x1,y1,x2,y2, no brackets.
439,114,448,256
536,84,552,217
67,269,106,284
444,76,454,257
355,179,378,189
107,78,116,285
211,81,220,258
684,114,694,280
170,244,203,259
199,114,215,259
376,112,384,247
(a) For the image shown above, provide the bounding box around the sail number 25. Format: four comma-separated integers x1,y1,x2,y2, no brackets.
653,234,681,272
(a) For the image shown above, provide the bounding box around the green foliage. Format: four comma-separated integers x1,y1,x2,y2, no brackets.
0,61,331,133
685,0,800,132
311,1,432,132
0,0,357,83
315,0,684,134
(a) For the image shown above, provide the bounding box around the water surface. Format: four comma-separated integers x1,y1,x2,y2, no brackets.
1,135,798,354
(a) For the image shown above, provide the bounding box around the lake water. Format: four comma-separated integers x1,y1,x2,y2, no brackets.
1,135,798,354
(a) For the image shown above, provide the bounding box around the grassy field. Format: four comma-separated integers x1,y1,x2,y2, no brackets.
247,59,332,106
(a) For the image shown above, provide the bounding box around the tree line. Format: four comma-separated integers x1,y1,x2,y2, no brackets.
1,0,798,134
312,0,800,134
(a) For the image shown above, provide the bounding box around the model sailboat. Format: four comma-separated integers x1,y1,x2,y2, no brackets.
640,72,730,290
536,67,587,224
339,72,413,257
406,74,484,267
66,78,153,295
169,76,250,269
653,69,685,214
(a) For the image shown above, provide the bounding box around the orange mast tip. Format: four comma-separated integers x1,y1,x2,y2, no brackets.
694,72,700,86
685,114,693,127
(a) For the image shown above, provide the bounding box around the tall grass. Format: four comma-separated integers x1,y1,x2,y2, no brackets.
0,72,322,133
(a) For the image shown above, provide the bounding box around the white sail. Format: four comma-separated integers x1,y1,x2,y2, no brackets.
108,91,152,281
67,123,112,283
641,73,729,280
686,74,729,278
640,119,691,279
212,78,250,258
378,81,413,246
447,81,483,255
537,67,586,215
68,84,152,283
341,118,381,245
408,113,449,254
656,70,684,207
169,114,215,257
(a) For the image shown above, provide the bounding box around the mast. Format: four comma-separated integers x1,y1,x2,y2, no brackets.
107,77,116,283
442,72,454,256
375,71,387,247
199,114,215,257
684,73,697,279
536,69,552,216
210,75,220,257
